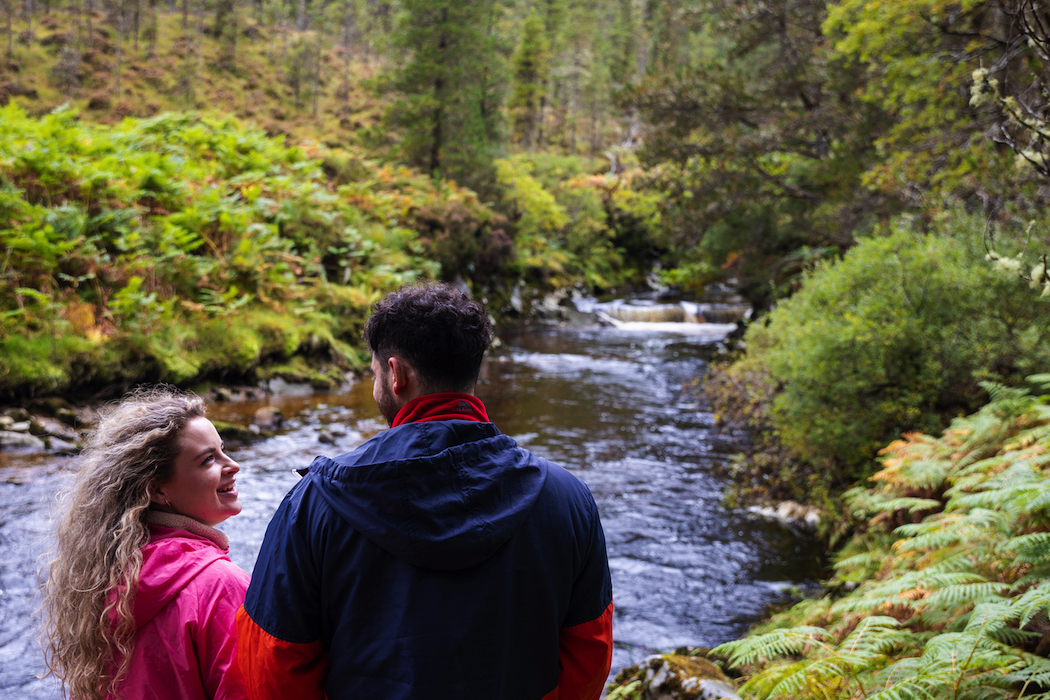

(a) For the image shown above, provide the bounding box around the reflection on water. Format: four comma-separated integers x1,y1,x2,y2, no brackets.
0,322,823,697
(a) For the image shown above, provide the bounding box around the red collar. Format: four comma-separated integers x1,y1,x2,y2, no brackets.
391,393,489,428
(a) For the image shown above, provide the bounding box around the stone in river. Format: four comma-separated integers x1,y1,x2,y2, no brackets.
34,417,79,442
48,437,80,455
213,420,272,444
3,407,31,422
607,653,741,700
253,406,284,430
0,431,46,450
8,421,30,433
317,429,336,445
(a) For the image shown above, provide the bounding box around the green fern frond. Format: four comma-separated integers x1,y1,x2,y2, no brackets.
1010,581,1050,627
1005,531,1050,563
766,657,852,698
926,583,1006,610
871,498,943,515
965,601,1016,635
714,626,831,667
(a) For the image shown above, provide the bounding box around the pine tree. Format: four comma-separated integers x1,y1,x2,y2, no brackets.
509,9,550,150
387,0,506,188
608,0,634,86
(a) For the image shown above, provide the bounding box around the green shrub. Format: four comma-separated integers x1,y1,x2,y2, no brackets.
715,214,1050,494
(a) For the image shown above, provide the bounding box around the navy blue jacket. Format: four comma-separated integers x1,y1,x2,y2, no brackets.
239,418,613,700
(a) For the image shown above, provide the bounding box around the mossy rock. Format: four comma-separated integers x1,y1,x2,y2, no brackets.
211,420,272,444
257,357,346,391
607,653,741,700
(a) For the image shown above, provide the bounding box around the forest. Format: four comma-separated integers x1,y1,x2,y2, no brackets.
6,0,1050,697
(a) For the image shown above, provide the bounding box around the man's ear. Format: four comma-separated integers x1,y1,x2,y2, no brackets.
387,355,413,396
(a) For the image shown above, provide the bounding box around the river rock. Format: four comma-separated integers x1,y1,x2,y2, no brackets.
608,654,741,700
0,415,12,429
8,421,30,433
3,408,31,422
747,500,821,531
33,417,79,442
253,406,284,430
214,387,234,402
48,437,80,455
0,431,46,450
213,420,271,444
55,406,79,426
317,429,336,445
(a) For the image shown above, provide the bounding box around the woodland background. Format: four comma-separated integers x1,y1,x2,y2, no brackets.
8,0,1050,697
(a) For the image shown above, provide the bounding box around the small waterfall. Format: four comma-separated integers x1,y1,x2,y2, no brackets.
594,300,752,325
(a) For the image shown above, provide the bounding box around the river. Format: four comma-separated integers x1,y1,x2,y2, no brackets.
0,315,823,697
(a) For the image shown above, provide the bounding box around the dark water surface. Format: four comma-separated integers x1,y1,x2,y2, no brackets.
0,322,823,697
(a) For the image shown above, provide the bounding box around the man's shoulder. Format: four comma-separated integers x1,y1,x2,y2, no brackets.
521,451,598,510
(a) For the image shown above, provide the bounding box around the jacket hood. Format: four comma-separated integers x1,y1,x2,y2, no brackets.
133,526,229,629
308,420,547,570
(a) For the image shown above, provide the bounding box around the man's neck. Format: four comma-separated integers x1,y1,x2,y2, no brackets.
391,393,489,427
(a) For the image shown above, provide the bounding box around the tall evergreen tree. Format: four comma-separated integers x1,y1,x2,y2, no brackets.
509,8,550,149
387,0,505,188
608,0,634,86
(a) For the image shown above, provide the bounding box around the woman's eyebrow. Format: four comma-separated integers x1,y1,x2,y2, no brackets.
194,446,216,460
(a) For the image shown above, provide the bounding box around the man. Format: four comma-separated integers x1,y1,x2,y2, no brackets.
237,283,613,700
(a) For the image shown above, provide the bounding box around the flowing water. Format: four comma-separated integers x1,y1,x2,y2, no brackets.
0,314,824,697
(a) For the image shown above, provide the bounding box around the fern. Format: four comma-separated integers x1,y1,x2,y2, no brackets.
716,626,831,667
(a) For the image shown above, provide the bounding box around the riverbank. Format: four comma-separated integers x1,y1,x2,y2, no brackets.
602,379,1050,700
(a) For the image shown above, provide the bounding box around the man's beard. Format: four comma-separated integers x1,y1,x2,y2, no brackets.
374,376,399,425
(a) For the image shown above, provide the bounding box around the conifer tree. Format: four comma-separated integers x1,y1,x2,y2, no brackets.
387,0,505,188
608,0,634,86
509,9,550,150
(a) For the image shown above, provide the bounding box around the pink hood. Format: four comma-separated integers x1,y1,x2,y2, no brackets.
134,525,232,628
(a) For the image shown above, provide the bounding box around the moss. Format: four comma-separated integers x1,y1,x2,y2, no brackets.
196,319,263,377
246,311,302,361
607,653,736,700
211,420,272,443
0,334,74,397
256,355,345,390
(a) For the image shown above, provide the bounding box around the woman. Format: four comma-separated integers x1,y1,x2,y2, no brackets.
42,386,250,700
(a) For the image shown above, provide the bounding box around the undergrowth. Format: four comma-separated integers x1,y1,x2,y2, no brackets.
714,378,1050,699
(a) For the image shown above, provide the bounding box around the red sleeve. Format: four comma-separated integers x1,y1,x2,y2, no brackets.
542,601,614,700
236,605,329,700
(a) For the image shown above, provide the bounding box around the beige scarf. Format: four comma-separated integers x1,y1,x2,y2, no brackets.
146,510,230,551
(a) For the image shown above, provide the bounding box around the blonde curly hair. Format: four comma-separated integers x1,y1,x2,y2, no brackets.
41,386,206,700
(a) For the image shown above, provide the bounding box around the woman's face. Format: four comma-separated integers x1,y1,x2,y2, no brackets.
152,417,242,527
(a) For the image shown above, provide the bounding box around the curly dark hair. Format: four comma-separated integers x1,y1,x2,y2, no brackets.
363,283,493,393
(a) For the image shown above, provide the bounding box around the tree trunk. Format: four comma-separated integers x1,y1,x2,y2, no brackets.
24,0,32,42
5,0,12,58
429,8,447,177
311,38,320,117
115,0,123,97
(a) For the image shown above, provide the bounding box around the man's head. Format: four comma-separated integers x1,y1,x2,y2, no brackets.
364,283,493,422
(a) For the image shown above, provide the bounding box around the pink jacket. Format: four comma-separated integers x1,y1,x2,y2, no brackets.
108,515,250,700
